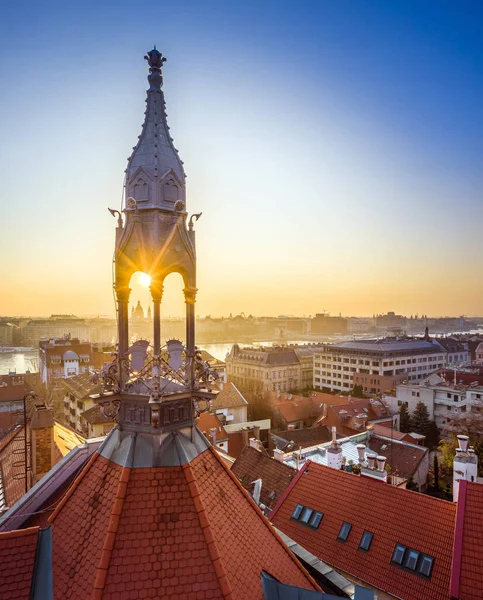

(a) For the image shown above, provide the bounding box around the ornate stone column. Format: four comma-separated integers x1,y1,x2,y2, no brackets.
150,281,163,357
184,286,197,386
116,285,131,357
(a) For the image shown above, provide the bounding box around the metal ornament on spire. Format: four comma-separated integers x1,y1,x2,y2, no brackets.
144,46,167,89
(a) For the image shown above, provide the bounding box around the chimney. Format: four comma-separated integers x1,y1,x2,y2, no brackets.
327,426,342,470
376,456,387,472
367,454,376,469
273,448,284,462
218,380,224,391
453,440,478,502
251,478,262,505
209,427,217,445
30,403,55,483
331,426,337,449
356,444,366,463
241,428,249,449
249,438,264,453
287,424,295,431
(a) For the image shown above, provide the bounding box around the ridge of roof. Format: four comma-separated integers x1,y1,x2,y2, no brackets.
182,460,234,599
450,479,467,599
47,449,101,524
91,433,135,599
92,463,132,599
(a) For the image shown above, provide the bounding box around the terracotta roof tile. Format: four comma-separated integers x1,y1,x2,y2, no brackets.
275,397,323,425
271,460,456,600
369,435,428,480
0,425,30,508
211,382,247,410
49,442,319,599
197,413,229,443
0,526,39,599
231,446,295,509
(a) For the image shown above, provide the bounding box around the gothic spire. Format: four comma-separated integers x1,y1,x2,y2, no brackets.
125,47,185,210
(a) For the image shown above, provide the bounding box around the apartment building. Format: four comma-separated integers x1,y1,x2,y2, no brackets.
314,338,446,392
385,372,483,430
39,336,92,392
226,344,301,392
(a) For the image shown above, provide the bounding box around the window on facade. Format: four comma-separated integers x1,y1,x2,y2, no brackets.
359,531,373,551
338,522,352,541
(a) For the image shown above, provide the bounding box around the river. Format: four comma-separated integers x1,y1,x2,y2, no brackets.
1,331,480,375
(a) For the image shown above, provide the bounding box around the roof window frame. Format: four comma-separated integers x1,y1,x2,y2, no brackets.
337,522,352,542
358,530,374,552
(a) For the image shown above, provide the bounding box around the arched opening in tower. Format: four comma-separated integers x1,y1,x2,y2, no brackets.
160,272,186,347
128,271,154,346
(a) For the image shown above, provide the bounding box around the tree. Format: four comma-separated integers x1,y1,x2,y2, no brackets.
406,476,418,491
352,384,365,399
399,403,411,433
426,420,441,451
433,455,440,492
442,404,483,477
410,402,431,436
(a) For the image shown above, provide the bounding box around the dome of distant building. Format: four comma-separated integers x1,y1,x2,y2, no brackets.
62,350,79,361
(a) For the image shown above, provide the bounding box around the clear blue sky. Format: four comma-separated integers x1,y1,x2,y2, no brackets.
0,0,482,317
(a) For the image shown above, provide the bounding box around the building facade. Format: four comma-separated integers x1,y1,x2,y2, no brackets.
385,373,483,431
39,337,92,392
314,338,446,392
226,344,302,392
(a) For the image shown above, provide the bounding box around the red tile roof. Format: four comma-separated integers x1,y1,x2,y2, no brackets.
451,481,483,600
315,398,391,436
0,526,39,600
49,443,320,599
0,374,31,402
369,435,428,481
0,426,30,508
231,446,296,509
211,382,247,410
275,397,324,425
271,460,456,600
197,412,229,443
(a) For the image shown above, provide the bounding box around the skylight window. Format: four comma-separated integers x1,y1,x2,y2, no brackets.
291,505,323,529
391,543,435,579
359,531,373,551
419,555,434,577
392,544,406,565
299,507,313,524
338,522,352,542
404,550,420,571
308,511,323,529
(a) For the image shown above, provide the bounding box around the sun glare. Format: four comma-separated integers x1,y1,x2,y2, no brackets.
139,273,151,287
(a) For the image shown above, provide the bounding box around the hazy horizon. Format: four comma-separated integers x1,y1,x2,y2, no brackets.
1,1,482,318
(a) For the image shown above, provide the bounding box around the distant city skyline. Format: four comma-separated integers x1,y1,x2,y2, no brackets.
1,1,482,318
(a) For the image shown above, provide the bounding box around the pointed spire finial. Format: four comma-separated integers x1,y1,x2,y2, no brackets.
144,46,167,90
